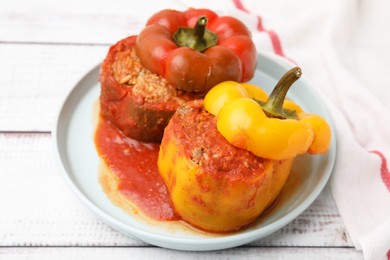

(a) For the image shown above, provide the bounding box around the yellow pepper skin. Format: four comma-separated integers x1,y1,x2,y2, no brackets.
282,100,331,155
204,81,268,116
216,97,314,160
157,102,294,232
300,115,331,154
204,67,331,160
203,81,249,115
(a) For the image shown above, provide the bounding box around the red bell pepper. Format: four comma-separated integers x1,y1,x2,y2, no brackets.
135,8,257,93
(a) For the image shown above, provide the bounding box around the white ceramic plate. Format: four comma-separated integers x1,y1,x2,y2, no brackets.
53,52,336,251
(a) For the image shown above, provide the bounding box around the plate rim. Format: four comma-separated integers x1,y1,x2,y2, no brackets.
52,52,337,251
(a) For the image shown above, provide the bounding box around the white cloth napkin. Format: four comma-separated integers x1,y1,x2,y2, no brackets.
139,0,390,258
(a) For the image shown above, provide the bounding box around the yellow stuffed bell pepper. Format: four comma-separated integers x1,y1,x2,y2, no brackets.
204,67,331,160
158,100,294,232
157,67,331,232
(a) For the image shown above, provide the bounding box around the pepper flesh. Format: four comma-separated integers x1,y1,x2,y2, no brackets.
135,8,257,93
204,68,332,160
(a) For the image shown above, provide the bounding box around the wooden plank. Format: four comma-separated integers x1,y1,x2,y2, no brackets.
0,133,353,247
255,187,353,247
0,247,363,260
0,43,107,131
0,0,188,44
0,133,142,247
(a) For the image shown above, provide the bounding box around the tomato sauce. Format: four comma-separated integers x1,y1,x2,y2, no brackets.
94,116,180,221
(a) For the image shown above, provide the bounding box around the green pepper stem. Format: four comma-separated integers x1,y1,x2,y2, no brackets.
193,17,207,44
173,16,218,52
262,67,302,119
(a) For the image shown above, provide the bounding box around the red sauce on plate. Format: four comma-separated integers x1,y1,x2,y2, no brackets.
93,112,304,228
94,117,180,221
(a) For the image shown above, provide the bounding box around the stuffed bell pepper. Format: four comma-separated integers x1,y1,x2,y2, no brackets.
158,67,331,232
99,8,257,142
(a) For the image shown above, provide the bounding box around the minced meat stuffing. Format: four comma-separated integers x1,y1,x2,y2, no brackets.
111,49,183,103
171,100,267,178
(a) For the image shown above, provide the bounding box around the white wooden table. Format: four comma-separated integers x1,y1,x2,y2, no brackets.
0,0,363,259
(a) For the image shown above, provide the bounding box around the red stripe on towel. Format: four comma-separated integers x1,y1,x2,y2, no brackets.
371,150,390,192
232,0,285,57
